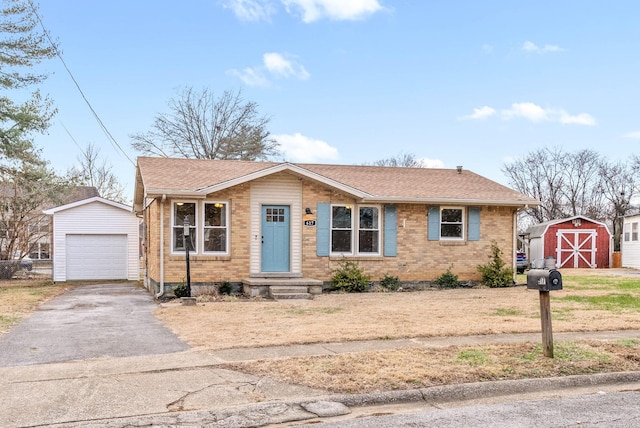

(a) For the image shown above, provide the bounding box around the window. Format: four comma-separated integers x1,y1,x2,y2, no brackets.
358,206,380,254
329,205,381,255
173,202,196,252
331,205,352,253
633,222,638,242
440,207,464,240
624,223,630,242
204,202,228,253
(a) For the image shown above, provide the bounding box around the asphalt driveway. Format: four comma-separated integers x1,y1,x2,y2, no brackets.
0,283,189,367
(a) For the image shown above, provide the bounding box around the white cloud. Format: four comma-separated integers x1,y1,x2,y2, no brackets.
460,102,595,126
281,0,383,23
459,106,496,120
501,102,549,122
222,0,276,22
522,40,564,54
481,44,493,54
228,52,310,86
418,157,445,168
274,132,339,162
226,67,270,87
623,131,640,139
263,52,310,80
500,102,595,126
557,111,596,126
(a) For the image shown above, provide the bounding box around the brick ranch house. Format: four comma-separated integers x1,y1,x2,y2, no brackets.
133,157,538,298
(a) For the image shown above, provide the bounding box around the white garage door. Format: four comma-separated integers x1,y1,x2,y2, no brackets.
66,234,128,280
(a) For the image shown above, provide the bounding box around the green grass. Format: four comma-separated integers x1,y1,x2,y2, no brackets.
0,314,19,331
618,338,639,348
560,294,640,312
523,342,609,363
456,349,489,366
560,275,640,291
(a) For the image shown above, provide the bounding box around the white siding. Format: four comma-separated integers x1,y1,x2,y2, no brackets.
50,201,139,281
622,215,640,269
250,174,302,275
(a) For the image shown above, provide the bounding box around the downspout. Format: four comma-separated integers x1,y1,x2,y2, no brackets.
513,208,519,282
156,194,166,298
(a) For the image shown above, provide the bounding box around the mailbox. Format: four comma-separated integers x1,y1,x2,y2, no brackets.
526,269,562,291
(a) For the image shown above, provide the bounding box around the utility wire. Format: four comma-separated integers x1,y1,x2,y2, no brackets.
28,1,135,166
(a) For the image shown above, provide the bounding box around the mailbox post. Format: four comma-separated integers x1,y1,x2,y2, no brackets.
527,265,562,358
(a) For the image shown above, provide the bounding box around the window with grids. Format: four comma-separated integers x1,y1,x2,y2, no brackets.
173,202,196,252
331,205,352,253
204,202,227,253
633,222,638,241
440,207,464,240
358,206,380,254
624,223,630,242
265,207,286,223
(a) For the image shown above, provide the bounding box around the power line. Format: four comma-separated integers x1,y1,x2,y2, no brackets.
28,1,135,166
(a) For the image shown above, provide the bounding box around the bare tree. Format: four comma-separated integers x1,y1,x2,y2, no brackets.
68,143,127,203
558,149,604,218
130,87,278,160
598,158,640,250
373,152,426,168
503,147,567,222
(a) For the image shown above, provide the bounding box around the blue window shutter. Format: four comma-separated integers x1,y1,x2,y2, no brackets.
428,206,440,241
468,206,480,241
316,203,330,256
384,205,397,256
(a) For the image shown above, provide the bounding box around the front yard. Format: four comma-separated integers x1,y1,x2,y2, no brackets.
155,269,640,393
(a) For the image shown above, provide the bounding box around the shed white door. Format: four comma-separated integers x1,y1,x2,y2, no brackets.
556,230,597,268
66,234,127,280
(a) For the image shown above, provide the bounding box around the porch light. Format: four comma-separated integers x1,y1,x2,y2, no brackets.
214,203,224,208
572,218,581,227
183,217,191,297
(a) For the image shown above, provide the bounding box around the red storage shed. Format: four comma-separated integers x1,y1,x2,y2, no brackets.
526,216,612,269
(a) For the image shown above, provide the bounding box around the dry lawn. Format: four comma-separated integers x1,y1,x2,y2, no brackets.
0,279,68,333
156,269,640,393
155,269,640,351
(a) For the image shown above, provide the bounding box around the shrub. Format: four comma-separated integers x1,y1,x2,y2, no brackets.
477,241,514,288
173,282,190,298
434,266,460,288
380,273,401,291
218,281,233,295
331,259,371,293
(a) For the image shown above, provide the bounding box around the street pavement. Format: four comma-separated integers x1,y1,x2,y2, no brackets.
0,283,639,427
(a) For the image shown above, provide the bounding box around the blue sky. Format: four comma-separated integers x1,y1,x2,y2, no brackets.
30,1,640,202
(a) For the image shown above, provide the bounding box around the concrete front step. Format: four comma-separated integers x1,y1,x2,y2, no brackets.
242,277,323,299
271,293,313,300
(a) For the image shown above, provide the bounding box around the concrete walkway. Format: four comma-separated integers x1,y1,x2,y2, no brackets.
1,330,639,427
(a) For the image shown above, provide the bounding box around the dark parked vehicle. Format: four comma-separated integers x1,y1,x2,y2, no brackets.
516,251,528,273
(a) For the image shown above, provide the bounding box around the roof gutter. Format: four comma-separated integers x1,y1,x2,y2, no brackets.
356,196,541,207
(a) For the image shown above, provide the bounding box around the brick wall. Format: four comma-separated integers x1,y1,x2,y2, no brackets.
143,178,517,287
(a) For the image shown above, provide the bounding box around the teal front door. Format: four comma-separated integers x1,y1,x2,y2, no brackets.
261,205,290,272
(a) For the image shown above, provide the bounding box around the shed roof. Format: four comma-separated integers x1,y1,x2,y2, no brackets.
526,215,612,239
134,157,539,212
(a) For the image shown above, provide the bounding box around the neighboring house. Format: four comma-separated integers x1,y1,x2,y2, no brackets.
44,197,140,282
526,215,612,269
133,157,538,297
621,214,640,269
28,186,100,261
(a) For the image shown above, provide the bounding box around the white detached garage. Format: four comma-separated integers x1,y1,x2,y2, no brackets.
44,197,139,281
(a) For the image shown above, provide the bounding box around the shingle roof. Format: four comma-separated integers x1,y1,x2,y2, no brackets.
134,157,538,207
